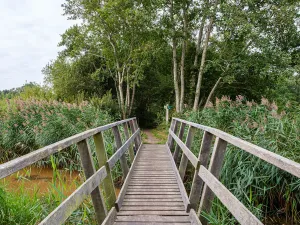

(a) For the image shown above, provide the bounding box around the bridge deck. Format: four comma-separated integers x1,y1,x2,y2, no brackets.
113,144,198,224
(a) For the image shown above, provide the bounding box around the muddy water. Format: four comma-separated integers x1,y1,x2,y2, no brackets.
0,166,121,197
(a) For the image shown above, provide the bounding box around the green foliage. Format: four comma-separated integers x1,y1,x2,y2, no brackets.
182,96,300,222
0,98,113,169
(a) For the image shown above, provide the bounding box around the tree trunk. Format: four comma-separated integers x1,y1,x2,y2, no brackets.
193,19,205,67
193,18,214,111
179,8,188,113
205,77,222,107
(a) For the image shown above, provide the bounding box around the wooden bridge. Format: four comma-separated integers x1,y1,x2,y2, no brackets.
1,117,300,225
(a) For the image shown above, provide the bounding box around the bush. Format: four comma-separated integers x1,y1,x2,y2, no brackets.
182,96,300,223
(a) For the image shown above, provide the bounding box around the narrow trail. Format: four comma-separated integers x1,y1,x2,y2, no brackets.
142,129,160,144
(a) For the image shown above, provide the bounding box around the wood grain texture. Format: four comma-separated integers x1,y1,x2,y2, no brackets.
198,166,263,225
39,166,107,225
123,122,135,162
173,122,186,163
173,117,300,178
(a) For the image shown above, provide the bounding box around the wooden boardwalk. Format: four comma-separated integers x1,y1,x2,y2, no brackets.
114,144,197,224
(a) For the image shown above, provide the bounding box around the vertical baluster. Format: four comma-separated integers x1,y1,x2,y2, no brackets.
133,118,141,146
179,126,195,179
169,120,180,151
173,123,186,163
129,119,139,153
167,119,175,147
123,122,135,162
93,132,116,209
189,131,213,210
112,126,129,179
77,139,107,224
198,137,227,224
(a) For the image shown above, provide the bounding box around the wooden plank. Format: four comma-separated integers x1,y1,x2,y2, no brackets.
121,206,185,211
123,198,183,202
129,120,139,153
167,119,176,147
189,209,202,225
93,132,116,209
170,120,180,150
189,131,213,210
165,144,191,212
112,126,129,179
170,129,198,168
124,195,182,198
173,118,300,178
199,137,227,224
179,126,196,179
115,144,143,211
123,122,135,162
173,123,186,163
102,207,117,225
198,166,263,225
0,117,136,179
117,211,189,216
114,222,190,225
122,202,184,206
115,215,190,222
77,140,107,224
39,166,107,225
133,118,142,146
107,128,140,169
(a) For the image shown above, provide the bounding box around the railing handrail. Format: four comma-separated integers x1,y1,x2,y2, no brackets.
0,117,142,225
0,117,136,179
172,117,300,178
167,117,300,225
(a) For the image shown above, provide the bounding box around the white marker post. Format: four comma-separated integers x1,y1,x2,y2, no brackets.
164,104,169,125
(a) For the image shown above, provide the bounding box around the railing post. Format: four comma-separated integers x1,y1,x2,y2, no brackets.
123,122,135,162
179,126,195,179
167,119,175,147
133,118,141,146
93,132,116,209
173,122,186,163
189,131,213,210
169,120,180,150
198,137,227,224
112,126,129,179
77,139,107,224
129,119,139,153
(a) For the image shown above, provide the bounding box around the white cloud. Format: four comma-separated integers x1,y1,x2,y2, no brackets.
0,0,75,90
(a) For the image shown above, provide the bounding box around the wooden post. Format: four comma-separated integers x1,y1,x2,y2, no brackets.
77,139,107,224
179,126,195,179
189,131,213,210
167,119,175,147
129,120,139,153
123,122,135,162
169,120,180,151
112,126,129,179
198,137,227,224
93,132,116,209
173,122,186,163
133,118,141,146
165,104,169,125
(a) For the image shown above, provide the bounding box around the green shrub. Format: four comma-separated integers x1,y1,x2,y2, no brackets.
182,96,300,223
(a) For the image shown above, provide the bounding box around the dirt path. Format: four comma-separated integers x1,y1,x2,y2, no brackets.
142,129,160,144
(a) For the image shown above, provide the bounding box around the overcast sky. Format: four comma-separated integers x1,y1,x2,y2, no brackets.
0,0,75,91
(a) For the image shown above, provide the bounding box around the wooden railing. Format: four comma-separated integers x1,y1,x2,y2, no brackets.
0,117,142,225
167,117,300,225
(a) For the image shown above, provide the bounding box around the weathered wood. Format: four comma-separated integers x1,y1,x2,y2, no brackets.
199,137,227,224
173,117,300,178
93,132,116,209
102,207,117,225
0,117,135,179
115,143,143,211
169,129,198,168
189,209,202,225
117,211,189,216
115,215,190,222
179,126,196,179
167,119,175,147
107,129,140,169
112,126,129,179
133,118,142,146
170,120,180,150
123,122,135,162
189,131,213,210
77,140,107,224
198,166,263,225
129,120,139,153
173,123,186,163
39,166,107,225
165,144,191,212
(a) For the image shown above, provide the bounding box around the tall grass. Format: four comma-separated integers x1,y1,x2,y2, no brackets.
182,96,300,223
